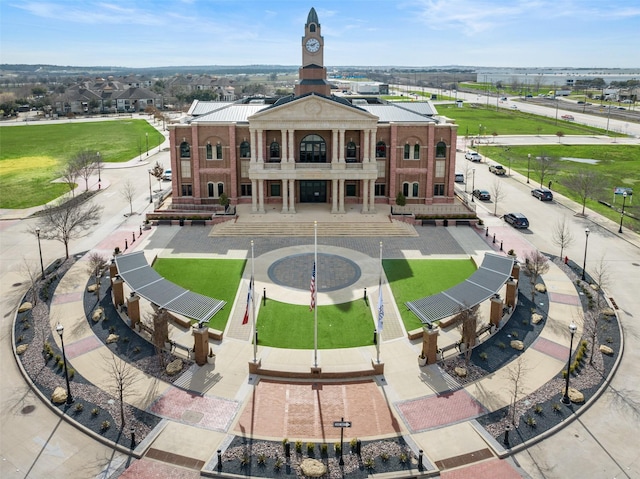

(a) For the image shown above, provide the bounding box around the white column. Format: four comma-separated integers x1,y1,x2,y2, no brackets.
331,179,338,213
251,179,258,212
339,130,345,163
370,129,377,163
332,129,338,163
282,179,289,213
362,179,369,213
288,129,295,163
288,179,296,213
339,178,345,213
250,130,256,162
257,129,264,163
258,179,265,213
369,178,376,212
363,129,370,163
281,129,288,163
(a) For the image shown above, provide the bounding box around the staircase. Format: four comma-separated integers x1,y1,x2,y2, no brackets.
209,219,418,237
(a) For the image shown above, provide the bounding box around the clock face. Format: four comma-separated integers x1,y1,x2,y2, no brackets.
305,38,320,53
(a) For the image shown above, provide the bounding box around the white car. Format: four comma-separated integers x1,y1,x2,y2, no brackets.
162,169,172,181
465,151,482,162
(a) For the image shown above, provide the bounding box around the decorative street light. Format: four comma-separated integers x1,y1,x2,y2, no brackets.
145,132,149,156
581,228,590,281
35,227,45,278
527,153,531,184
96,151,101,183
148,170,153,204
55,323,74,405
470,168,476,202
561,322,578,405
618,191,628,233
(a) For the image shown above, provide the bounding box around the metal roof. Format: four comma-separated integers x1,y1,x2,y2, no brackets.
188,100,234,116
357,104,436,123
114,251,225,324
406,253,515,324
192,104,267,123
391,102,438,117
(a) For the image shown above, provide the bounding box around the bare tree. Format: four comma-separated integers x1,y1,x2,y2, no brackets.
102,353,140,428
552,216,574,259
506,356,530,425
21,257,40,306
556,131,564,143
563,170,605,216
59,160,79,197
533,153,558,188
71,150,98,191
455,304,481,365
36,200,103,259
150,161,164,192
590,255,610,309
121,179,136,216
490,178,506,216
86,252,107,300
524,250,550,304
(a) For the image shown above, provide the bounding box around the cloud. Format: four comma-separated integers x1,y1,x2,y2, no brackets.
13,1,164,25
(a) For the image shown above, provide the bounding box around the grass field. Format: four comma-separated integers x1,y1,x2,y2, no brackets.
152,258,246,331
384,258,477,332
0,120,162,208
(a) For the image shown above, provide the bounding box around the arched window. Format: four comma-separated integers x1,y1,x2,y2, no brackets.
310,25,316,33
270,141,280,162
180,141,190,158
414,144,420,160
206,144,213,160
217,183,224,197
403,144,410,160
346,141,357,162
208,182,215,197
299,134,327,163
435,141,447,158
376,141,386,158
412,182,419,197
216,143,223,159
240,141,250,158
402,182,409,197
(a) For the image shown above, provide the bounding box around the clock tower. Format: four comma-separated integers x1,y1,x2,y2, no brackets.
295,7,331,96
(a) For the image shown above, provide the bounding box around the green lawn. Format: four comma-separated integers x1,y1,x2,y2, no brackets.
0,120,162,208
384,258,477,332
152,258,246,331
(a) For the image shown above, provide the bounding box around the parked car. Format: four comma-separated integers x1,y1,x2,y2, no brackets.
531,188,553,201
465,151,482,162
162,169,172,181
504,212,529,229
455,173,465,183
472,189,491,201
511,105,518,110
489,164,506,175
561,114,574,121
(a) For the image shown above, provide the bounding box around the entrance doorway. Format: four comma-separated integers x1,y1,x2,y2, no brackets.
300,180,327,203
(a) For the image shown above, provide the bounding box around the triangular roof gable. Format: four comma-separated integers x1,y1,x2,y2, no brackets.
248,94,378,124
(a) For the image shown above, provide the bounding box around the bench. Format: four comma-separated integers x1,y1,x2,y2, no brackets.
168,340,193,356
191,219,206,226
158,219,172,226
477,324,493,338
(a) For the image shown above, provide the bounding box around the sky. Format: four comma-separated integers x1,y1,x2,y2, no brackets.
1,0,639,69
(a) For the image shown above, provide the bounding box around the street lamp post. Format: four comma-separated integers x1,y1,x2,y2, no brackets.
96,151,101,182
471,168,476,202
581,228,590,281
561,322,578,405
527,153,531,184
55,323,73,405
145,132,149,156
35,227,45,278
148,170,153,204
618,191,628,233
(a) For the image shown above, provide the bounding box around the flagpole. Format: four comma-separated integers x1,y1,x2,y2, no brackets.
377,241,382,363
251,240,257,363
314,221,318,368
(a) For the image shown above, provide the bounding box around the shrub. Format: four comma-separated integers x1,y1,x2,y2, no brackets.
306,442,315,455
479,352,488,361
17,335,24,343
274,457,283,471
257,453,266,465
534,404,543,415
334,442,341,454
133,346,141,354
295,440,302,453
399,452,408,464
511,331,519,338
109,326,116,334
526,416,536,428
381,452,389,462
497,341,506,350
282,438,288,446
123,336,130,343
57,359,65,369
100,420,110,431
240,454,250,466
74,403,84,413
522,319,529,326
320,443,328,456
552,403,562,413
68,368,75,379
54,354,61,363
364,457,375,470
91,407,100,416
350,438,358,451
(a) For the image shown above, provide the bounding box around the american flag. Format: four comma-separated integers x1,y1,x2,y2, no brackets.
242,276,253,325
310,262,316,311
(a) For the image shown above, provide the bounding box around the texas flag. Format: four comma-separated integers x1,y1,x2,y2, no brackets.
242,276,253,325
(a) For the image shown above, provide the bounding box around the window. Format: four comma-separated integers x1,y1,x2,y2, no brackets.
207,182,215,197
412,182,419,197
217,183,224,197
310,24,316,32
346,141,357,162
375,183,386,196
181,160,191,178
181,184,192,196
180,141,190,158
376,141,386,158
402,182,409,197
299,134,327,163
433,183,445,196
269,141,280,162
216,143,223,159
403,144,410,160
346,183,357,197
240,141,250,158
270,182,281,197
414,144,420,160
436,141,447,158
206,144,213,160
435,160,445,177
241,184,252,196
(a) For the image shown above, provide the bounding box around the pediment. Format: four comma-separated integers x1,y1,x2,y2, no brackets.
249,95,378,127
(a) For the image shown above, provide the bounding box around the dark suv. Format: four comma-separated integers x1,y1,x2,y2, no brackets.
504,212,529,229
531,188,553,201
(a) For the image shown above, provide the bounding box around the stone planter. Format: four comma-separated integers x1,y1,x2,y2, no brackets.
207,355,216,365
418,355,427,367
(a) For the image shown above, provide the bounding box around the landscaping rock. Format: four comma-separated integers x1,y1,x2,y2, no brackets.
300,458,326,477
566,387,584,403
166,359,183,376
106,334,119,344
599,345,614,355
92,308,104,322
590,283,599,291
51,386,67,404
535,283,547,293
510,340,525,351
454,366,467,377
531,313,543,325
16,344,28,355
18,302,32,313
602,307,615,317
87,284,97,292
